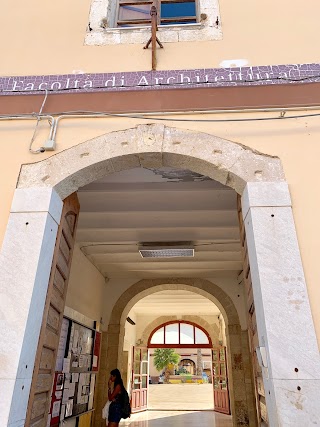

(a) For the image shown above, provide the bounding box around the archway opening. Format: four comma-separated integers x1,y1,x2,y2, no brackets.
124,292,228,413
11,124,288,427
60,164,250,427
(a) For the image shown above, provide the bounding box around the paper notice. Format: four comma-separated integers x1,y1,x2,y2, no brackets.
55,318,69,371
92,355,98,368
73,330,79,352
55,390,62,400
72,372,79,382
52,400,61,418
62,388,70,404
79,354,85,368
62,358,70,373
68,382,76,397
65,400,73,417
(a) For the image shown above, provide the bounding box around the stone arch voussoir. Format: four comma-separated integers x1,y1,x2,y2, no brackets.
109,278,240,328
17,124,285,199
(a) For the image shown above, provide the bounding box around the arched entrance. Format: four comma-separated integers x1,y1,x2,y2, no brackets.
1,124,319,427
101,278,256,426
146,320,228,414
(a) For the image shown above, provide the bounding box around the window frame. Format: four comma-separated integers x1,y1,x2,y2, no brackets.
116,0,198,28
148,320,212,348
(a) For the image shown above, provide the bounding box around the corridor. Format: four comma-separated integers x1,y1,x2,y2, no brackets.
120,411,233,427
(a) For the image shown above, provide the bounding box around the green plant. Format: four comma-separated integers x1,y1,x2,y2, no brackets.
153,349,180,383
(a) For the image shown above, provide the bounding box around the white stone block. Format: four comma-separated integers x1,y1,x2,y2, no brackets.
8,421,25,427
0,213,58,380
157,29,179,43
241,181,291,219
7,378,32,425
120,29,150,45
272,379,320,426
89,0,107,30
0,210,59,425
11,187,63,224
245,206,320,381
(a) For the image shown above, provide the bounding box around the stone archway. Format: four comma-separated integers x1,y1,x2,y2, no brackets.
17,124,284,198
100,278,256,427
1,124,319,427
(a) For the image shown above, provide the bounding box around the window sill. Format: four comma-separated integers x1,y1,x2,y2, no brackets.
85,23,222,45
110,22,203,31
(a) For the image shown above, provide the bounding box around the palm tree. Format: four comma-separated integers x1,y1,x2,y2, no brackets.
153,348,180,383
196,348,203,376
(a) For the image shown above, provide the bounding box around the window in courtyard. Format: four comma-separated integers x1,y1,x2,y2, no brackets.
117,0,197,27
149,321,211,347
150,326,165,344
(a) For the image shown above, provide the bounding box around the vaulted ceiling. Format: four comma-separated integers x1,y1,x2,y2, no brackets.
130,290,221,316
77,167,242,279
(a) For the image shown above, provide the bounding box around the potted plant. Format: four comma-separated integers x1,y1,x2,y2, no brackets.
153,348,180,384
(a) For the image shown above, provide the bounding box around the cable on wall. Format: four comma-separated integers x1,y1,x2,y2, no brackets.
28,90,49,154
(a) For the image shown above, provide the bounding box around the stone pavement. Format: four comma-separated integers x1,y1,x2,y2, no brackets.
118,384,233,427
148,383,214,410
120,410,233,427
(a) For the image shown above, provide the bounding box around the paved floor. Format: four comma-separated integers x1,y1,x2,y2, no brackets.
148,384,214,410
120,410,233,427
119,384,233,427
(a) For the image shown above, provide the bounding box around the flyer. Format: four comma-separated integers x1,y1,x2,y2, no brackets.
62,388,70,404
68,382,76,397
92,355,98,368
72,373,79,382
63,358,71,373
55,391,62,399
65,400,73,417
52,400,61,418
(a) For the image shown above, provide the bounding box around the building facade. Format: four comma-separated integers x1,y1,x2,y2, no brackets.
0,0,320,426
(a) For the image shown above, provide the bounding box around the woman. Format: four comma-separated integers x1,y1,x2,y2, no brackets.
107,369,124,427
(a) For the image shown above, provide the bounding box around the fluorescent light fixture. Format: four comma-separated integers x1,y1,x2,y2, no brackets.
139,242,194,258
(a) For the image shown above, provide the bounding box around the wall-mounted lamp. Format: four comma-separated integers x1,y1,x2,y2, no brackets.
126,317,136,325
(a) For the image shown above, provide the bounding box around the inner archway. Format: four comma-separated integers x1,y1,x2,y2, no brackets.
101,278,255,426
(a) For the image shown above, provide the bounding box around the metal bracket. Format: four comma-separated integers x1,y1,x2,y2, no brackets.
143,6,164,71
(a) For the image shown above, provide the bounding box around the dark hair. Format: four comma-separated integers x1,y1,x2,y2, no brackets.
110,368,124,390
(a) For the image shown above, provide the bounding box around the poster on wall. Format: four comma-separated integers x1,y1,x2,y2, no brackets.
56,318,70,371
50,373,65,426
68,322,94,373
54,316,98,421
